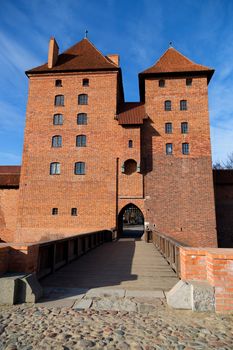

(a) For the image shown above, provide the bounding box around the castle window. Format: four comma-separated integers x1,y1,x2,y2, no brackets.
83,79,89,87
166,143,173,155
52,135,62,147
180,100,187,111
53,114,63,125
128,140,133,148
52,208,58,215
77,113,87,125
75,162,85,175
181,122,188,134
165,100,171,111
71,208,77,216
76,135,86,147
182,143,189,155
165,122,172,134
123,159,137,175
186,78,192,86
50,162,60,175
159,79,165,87
55,79,62,87
55,95,64,106
78,94,88,105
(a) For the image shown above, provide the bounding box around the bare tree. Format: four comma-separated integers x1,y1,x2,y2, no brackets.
213,152,233,169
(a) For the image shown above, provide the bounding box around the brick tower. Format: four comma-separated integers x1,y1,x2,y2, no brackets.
15,38,217,247
139,47,217,247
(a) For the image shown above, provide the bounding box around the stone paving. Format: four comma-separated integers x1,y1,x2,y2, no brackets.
1,297,233,350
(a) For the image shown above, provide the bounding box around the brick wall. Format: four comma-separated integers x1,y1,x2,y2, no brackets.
0,189,19,242
16,72,144,242
143,76,217,247
180,246,233,313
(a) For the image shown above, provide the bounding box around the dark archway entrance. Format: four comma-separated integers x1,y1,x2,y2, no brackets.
118,204,144,239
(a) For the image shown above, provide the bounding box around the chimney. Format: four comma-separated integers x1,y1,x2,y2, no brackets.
48,37,59,69
106,54,120,67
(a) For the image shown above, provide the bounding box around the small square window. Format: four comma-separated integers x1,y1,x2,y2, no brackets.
165,122,172,134
71,208,77,216
166,143,173,155
55,80,62,87
159,79,165,87
83,79,89,87
186,78,192,86
52,208,58,215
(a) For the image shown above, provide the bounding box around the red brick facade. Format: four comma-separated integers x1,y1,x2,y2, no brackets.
1,38,218,246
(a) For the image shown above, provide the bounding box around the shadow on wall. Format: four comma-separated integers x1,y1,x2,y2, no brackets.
40,239,137,300
141,118,160,174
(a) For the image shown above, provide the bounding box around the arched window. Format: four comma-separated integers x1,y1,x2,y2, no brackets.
50,162,60,175
74,162,85,175
76,135,86,147
180,100,187,110
128,140,133,148
123,159,138,175
53,114,63,125
83,79,89,87
78,94,88,105
77,113,87,125
165,100,171,111
52,135,62,147
159,79,165,87
54,95,64,106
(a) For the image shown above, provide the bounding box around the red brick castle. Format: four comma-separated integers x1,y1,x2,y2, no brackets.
0,37,217,247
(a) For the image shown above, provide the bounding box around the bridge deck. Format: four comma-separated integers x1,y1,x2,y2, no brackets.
41,239,179,291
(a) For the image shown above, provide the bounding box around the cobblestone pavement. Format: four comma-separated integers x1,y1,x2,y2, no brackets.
1,298,233,350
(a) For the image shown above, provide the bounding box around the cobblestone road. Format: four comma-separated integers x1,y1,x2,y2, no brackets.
1,299,233,350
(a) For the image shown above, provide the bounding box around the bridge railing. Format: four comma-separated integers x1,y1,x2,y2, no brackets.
151,230,186,277
37,230,113,279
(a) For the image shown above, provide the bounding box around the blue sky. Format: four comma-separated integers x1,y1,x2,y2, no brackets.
0,0,232,165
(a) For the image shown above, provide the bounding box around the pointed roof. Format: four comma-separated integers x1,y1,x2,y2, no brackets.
26,38,119,74
140,47,214,77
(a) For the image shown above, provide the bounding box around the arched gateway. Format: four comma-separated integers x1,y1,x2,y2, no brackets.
118,203,144,238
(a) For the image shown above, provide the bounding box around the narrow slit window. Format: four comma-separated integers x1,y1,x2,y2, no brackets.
128,140,133,148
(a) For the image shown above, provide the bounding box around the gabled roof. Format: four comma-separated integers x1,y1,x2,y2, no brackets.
140,47,214,76
139,47,214,101
118,103,147,125
26,38,119,75
0,166,21,188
